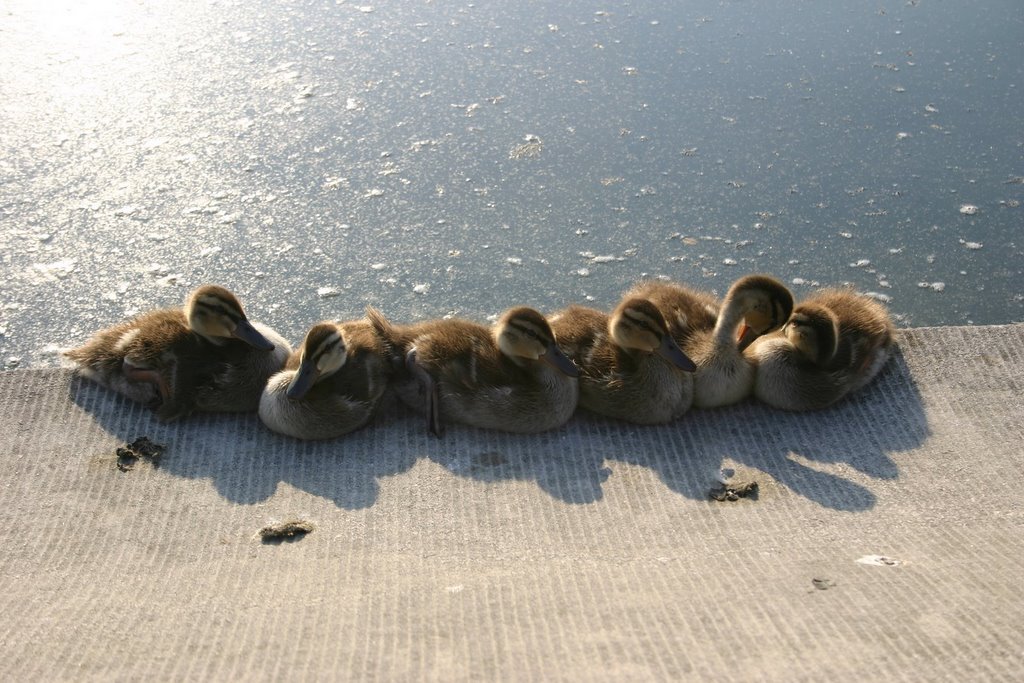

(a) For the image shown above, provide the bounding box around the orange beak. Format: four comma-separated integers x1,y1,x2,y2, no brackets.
736,323,759,352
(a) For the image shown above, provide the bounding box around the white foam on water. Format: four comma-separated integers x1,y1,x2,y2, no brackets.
32,258,77,281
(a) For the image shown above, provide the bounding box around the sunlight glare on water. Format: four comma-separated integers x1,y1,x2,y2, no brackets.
0,0,1021,368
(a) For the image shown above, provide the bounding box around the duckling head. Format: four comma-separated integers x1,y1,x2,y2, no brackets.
185,285,275,351
495,307,580,377
287,323,348,400
785,304,839,365
610,298,697,371
727,275,795,351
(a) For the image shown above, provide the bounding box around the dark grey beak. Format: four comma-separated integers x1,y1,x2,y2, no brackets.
542,343,580,378
656,333,697,372
233,319,275,351
286,359,318,399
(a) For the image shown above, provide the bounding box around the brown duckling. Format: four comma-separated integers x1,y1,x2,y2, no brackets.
749,288,895,411
623,279,720,339
549,297,697,423
64,285,290,420
258,319,390,439
630,274,794,407
367,306,579,436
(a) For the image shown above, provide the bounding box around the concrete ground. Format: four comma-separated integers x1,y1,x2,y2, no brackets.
1,324,1022,681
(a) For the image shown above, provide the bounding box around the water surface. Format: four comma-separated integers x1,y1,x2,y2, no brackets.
1,0,1021,367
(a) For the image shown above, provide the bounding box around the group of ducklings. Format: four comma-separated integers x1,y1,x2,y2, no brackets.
64,274,895,440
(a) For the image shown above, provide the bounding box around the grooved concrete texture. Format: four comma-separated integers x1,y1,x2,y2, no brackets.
2,324,1022,681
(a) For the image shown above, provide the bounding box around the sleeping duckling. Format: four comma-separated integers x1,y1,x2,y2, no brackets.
623,279,720,339
64,285,290,421
749,288,895,411
367,306,579,436
549,298,697,423
629,274,794,408
258,319,390,439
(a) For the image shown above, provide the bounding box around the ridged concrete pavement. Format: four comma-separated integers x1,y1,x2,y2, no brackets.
1,324,1022,680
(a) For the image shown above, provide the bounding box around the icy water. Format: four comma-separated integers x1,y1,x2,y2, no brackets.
1,0,1022,368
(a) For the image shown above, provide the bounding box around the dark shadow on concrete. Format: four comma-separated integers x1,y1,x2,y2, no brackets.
68,378,417,510
419,426,614,505
64,344,928,511
602,346,929,511
417,346,929,511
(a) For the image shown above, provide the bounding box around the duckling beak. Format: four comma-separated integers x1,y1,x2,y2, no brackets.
286,359,318,400
736,323,759,352
233,319,275,351
657,334,697,372
542,343,580,378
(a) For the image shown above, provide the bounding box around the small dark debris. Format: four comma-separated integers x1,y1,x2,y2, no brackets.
812,577,837,591
260,520,314,544
709,481,759,502
115,436,164,472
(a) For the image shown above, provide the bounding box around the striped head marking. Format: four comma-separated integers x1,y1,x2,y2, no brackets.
287,323,347,399
186,285,273,350
303,323,348,375
497,307,579,377
612,298,696,371
496,307,555,360
610,298,669,353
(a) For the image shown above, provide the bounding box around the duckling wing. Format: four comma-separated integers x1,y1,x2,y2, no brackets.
319,346,390,405
152,335,230,417
118,310,192,367
433,329,511,390
549,305,629,382
753,341,848,411
66,309,188,373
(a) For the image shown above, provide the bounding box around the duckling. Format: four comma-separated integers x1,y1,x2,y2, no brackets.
367,306,579,436
629,274,794,408
258,319,390,439
549,298,697,423
64,285,290,421
749,288,895,411
623,279,720,339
